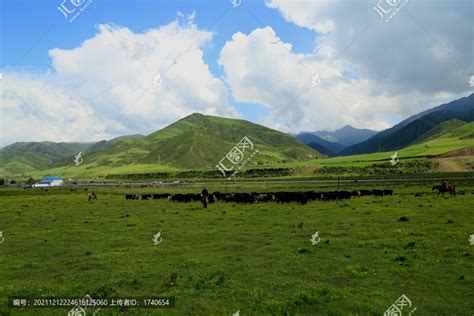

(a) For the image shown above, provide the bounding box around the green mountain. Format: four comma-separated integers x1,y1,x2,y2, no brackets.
87,134,145,153
0,142,95,175
398,121,474,157
0,134,147,175
4,114,321,177
341,94,474,155
411,119,466,145
79,113,321,170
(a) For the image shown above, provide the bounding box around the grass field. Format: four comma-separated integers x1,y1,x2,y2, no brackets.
18,123,473,180
0,181,473,315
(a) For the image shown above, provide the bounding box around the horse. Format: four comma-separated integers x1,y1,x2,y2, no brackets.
201,195,209,208
88,191,97,202
432,184,456,196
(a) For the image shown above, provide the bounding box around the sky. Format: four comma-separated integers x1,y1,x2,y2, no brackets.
0,0,473,147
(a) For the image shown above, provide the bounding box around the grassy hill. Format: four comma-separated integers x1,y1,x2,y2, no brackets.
341,94,474,155
0,142,95,175
20,114,321,178
87,113,321,168
260,122,474,178
411,119,466,145
0,135,146,176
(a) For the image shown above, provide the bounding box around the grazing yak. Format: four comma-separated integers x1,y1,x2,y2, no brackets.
124,188,394,204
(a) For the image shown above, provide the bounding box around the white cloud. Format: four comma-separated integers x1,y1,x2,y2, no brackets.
266,0,473,95
216,0,473,133
266,0,334,33
218,26,424,132
1,14,236,147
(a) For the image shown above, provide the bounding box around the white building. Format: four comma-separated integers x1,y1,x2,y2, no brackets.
33,177,64,188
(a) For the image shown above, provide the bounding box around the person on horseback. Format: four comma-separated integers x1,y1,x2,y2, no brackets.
88,191,97,202
441,179,448,190
201,188,209,208
433,179,456,197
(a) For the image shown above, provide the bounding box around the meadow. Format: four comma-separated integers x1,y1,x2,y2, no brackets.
0,180,473,315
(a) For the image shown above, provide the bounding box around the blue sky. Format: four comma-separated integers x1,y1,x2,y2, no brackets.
1,0,472,146
1,0,319,128
1,0,316,68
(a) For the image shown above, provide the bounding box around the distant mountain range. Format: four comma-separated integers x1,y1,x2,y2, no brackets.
295,126,377,156
340,93,474,155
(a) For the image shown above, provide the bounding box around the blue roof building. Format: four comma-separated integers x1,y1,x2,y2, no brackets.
40,177,64,182
33,177,64,188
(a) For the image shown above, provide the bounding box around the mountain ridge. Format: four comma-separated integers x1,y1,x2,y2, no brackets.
340,94,474,155
0,113,322,175
298,125,378,147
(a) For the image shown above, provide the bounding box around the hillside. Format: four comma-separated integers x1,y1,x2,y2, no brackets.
0,135,147,175
87,134,145,153
295,133,344,155
399,121,474,157
0,142,95,175
341,94,474,155
268,122,474,177
20,114,321,177
306,142,336,157
93,113,321,168
411,119,466,145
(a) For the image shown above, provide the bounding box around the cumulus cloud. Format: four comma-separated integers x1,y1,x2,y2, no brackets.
266,0,473,95
218,26,417,132
1,14,236,147
216,0,473,132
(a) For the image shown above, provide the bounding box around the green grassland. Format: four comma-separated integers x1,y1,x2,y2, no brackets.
23,123,474,181
0,181,473,315
2,119,474,182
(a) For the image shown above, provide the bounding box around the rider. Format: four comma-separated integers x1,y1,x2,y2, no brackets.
201,188,209,208
89,191,97,201
441,179,448,190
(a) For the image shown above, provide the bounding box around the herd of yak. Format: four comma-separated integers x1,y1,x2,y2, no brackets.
125,189,394,205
